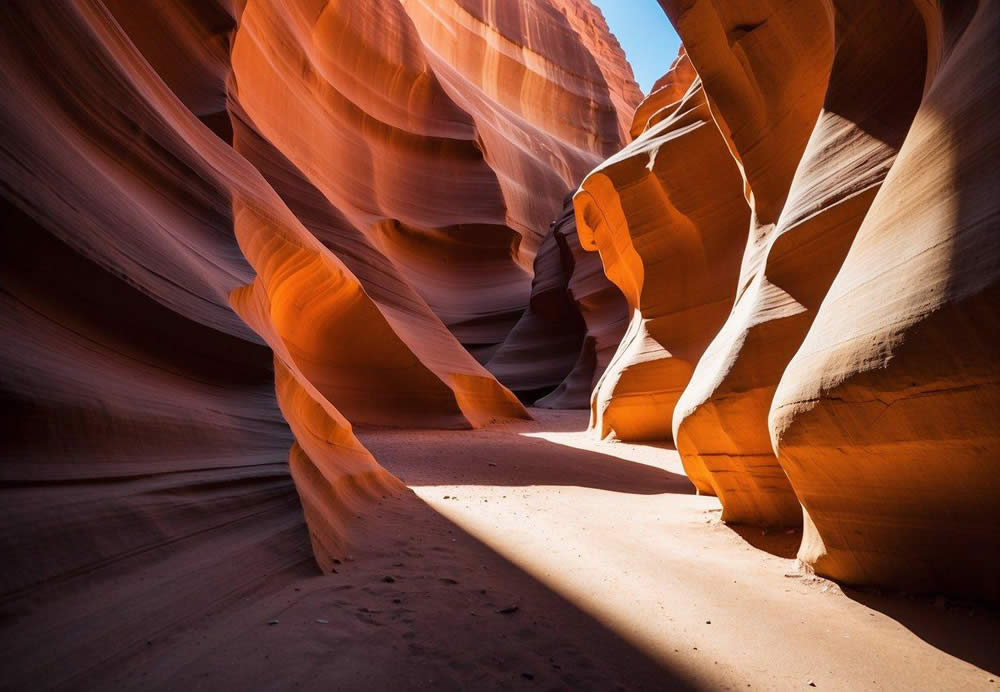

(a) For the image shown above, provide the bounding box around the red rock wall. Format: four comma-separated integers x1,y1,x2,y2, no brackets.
486,195,629,407
0,0,402,605
548,0,646,143
0,0,639,614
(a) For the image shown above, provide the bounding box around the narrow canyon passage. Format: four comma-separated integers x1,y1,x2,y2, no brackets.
2,1,999,689
57,411,993,691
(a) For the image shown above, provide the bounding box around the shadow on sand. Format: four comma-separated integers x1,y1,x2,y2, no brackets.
72,490,697,690
727,524,802,559
358,425,694,495
843,588,1000,676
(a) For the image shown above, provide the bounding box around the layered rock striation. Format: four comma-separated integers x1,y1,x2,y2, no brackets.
562,0,998,597
664,0,927,526
487,195,629,407
0,0,639,632
769,0,1000,599
622,0,998,596
574,50,750,441
0,0,404,610
535,198,632,409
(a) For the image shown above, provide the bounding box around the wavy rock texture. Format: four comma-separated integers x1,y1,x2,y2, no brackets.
770,0,1000,599
0,0,404,617
487,196,629,407
231,0,637,358
536,199,631,409
658,0,833,511
485,197,590,400
665,0,928,526
228,0,635,396
574,52,750,442
654,0,823,518
0,0,639,659
548,0,646,144
629,47,696,140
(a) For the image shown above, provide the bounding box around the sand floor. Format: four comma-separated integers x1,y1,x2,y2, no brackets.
5,409,998,690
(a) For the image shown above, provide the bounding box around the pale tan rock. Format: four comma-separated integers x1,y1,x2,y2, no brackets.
770,0,1000,599
663,0,925,525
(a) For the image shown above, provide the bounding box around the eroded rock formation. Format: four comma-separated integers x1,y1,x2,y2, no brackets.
548,0,646,144
0,1,403,605
549,0,997,597
536,199,631,409
574,50,750,441
486,197,592,401
4,0,995,638
657,0,834,520
487,195,629,407
228,0,635,407
660,0,925,527
636,0,997,595
769,0,1000,599
0,0,638,616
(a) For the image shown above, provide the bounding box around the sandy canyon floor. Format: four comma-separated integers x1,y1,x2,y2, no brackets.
23,410,998,691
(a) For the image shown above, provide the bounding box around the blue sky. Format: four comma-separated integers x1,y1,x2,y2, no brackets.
591,0,682,94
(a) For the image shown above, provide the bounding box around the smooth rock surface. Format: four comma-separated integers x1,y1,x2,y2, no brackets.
770,0,1000,599
487,196,629,407
575,51,749,442
0,0,637,611
665,0,926,526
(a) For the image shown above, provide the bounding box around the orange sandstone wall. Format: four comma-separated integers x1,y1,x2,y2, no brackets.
548,0,646,144
485,197,591,399
0,1,403,609
636,0,998,596
665,0,927,527
236,0,637,358
227,0,633,408
537,198,631,409
574,51,750,442
487,195,629,406
0,0,638,617
659,0,834,512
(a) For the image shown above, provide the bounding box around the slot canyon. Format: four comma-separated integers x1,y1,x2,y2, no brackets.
1,0,997,689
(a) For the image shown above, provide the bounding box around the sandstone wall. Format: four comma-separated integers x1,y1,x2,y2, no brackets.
574,50,750,442
0,0,638,611
636,0,1000,596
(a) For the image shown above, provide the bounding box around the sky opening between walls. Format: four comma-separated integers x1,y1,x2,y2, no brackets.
591,0,682,94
